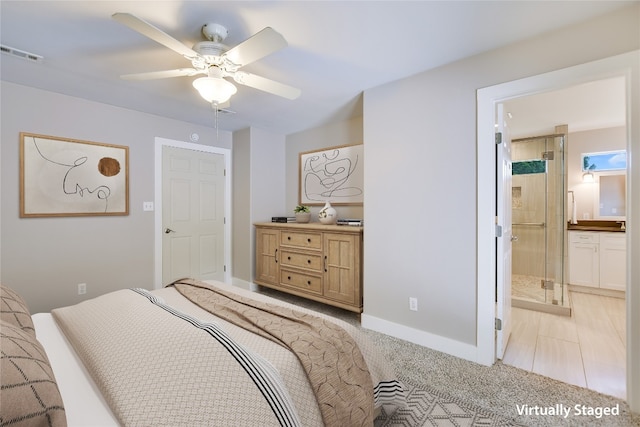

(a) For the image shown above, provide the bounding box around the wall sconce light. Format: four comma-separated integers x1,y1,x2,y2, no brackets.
582,171,595,183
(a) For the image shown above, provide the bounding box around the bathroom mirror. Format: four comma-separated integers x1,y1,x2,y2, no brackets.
595,173,626,219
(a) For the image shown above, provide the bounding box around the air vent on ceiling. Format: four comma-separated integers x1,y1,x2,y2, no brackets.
0,45,43,62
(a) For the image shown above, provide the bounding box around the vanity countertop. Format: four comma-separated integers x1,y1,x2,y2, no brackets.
567,220,625,233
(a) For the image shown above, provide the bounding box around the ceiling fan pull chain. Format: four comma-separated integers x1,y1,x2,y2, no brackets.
214,103,219,141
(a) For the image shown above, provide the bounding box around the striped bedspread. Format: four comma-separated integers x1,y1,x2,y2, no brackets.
51,280,405,426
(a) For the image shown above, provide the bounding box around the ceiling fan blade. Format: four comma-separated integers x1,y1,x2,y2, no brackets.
120,68,202,80
233,71,300,100
224,27,287,67
112,12,199,59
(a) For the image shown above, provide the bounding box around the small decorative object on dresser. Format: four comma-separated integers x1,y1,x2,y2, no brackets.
318,201,337,224
293,205,311,223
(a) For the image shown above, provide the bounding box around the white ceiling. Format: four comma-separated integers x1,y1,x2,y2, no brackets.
0,1,632,135
505,76,627,139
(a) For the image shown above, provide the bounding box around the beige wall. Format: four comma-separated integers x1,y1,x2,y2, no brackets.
232,127,286,287
0,82,232,313
568,126,627,220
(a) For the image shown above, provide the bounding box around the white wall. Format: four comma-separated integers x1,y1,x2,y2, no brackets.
568,126,626,220
0,81,231,313
362,4,639,356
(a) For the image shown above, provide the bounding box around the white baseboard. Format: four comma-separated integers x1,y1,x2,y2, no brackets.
568,284,625,299
231,277,259,292
235,277,481,364
361,313,480,364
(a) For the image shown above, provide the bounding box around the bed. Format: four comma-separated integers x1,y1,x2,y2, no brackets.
0,280,406,426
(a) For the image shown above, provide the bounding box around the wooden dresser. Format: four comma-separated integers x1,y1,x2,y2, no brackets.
254,222,363,313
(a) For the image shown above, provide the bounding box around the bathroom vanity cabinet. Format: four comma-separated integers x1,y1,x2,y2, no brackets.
568,231,626,291
599,233,626,291
254,222,363,312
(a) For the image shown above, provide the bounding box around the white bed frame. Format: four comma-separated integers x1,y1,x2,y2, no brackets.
32,313,118,426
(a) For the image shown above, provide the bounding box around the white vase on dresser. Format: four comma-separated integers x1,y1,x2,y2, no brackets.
318,201,337,224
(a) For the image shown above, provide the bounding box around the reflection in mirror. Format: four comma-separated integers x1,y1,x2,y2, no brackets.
597,174,626,218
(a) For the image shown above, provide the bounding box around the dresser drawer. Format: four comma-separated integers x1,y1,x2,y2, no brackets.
280,250,323,271
280,231,322,250
280,269,322,294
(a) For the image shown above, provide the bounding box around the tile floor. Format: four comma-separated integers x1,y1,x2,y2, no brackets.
503,291,626,399
512,274,568,306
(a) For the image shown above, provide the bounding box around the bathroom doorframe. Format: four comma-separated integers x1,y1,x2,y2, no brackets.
476,50,639,411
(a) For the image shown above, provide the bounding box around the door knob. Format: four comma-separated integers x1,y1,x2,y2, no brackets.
164,228,176,234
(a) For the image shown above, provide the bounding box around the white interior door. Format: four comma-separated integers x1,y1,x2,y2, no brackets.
496,103,513,359
162,145,226,285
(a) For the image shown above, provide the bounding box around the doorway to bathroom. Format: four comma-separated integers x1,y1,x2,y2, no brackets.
476,50,638,410
498,80,628,398
510,133,568,314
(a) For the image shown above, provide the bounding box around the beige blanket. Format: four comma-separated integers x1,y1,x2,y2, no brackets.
171,279,373,426
52,280,405,426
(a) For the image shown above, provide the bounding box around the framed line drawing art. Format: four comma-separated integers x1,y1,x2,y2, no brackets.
20,133,129,217
299,143,363,205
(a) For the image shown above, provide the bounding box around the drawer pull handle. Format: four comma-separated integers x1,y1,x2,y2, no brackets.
288,236,291,240
307,238,311,243
307,259,311,264
275,249,278,263
287,256,291,260
307,280,311,285
287,276,291,280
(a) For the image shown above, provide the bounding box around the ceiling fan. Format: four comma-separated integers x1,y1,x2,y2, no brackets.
112,13,301,106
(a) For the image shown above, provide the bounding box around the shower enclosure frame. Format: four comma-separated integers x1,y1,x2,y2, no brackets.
510,132,568,311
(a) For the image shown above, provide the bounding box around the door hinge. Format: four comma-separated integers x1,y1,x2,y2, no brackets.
495,224,503,237
542,151,554,160
541,279,554,290
495,318,503,331
224,265,227,272
495,132,502,145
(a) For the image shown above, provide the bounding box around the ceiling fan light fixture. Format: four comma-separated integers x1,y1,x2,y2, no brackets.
192,76,237,105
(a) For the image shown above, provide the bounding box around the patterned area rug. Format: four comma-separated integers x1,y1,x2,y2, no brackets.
375,377,522,427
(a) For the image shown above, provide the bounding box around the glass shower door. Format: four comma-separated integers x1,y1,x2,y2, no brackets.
511,135,565,306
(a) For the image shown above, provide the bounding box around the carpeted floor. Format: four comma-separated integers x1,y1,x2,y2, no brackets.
258,287,640,427
375,376,521,426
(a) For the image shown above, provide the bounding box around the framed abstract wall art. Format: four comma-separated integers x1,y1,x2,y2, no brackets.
299,143,363,205
20,133,129,217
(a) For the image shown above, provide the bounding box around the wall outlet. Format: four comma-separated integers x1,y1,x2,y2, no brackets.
143,202,154,211
77,283,87,295
409,297,418,311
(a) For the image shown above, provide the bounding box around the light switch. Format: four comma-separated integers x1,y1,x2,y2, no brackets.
143,202,154,211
